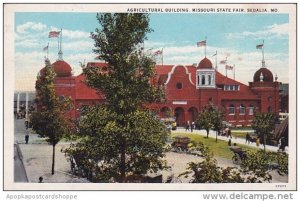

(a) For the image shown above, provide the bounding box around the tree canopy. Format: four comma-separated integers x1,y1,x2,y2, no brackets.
252,112,276,151
66,13,168,182
30,59,73,174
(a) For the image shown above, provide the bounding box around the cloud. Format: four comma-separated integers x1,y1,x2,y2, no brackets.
50,26,90,39
16,22,47,34
63,40,94,51
226,23,289,40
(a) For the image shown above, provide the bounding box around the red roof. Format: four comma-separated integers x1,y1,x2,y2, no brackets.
215,71,245,86
253,67,274,82
86,62,108,69
197,57,213,69
154,65,174,75
52,60,72,77
75,74,104,100
80,62,259,100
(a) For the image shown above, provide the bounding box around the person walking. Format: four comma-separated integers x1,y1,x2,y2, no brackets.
228,129,232,139
25,134,29,144
228,138,232,146
185,121,190,131
191,122,195,132
245,133,251,144
256,138,260,147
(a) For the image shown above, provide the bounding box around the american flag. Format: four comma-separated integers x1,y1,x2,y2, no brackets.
256,44,264,49
220,60,227,64
48,31,60,38
43,44,49,51
225,65,233,70
153,50,163,56
197,40,206,47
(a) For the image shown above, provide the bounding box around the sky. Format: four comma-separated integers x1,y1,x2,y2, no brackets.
14,12,289,91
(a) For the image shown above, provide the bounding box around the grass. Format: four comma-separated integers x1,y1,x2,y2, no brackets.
231,132,247,139
171,132,259,159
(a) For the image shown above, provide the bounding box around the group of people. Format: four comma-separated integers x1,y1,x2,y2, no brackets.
185,121,195,132
245,133,261,147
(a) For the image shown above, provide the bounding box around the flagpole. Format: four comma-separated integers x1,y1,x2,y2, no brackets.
162,48,164,66
215,50,218,70
205,36,207,58
225,57,228,77
233,64,235,80
262,40,265,67
60,28,62,51
47,42,49,59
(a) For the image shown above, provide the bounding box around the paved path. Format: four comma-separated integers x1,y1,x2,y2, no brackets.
14,118,89,183
173,128,288,153
14,144,28,182
14,118,287,183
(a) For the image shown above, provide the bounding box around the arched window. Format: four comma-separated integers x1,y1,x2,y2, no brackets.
268,96,272,102
201,75,205,85
249,104,254,115
268,106,272,112
176,82,183,89
229,104,235,115
239,104,245,115
208,75,211,85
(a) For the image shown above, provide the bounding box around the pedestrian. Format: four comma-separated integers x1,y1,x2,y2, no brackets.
256,138,260,147
246,133,251,144
279,137,286,151
185,121,190,131
228,129,232,139
191,122,195,132
25,134,29,144
39,176,43,183
228,138,232,146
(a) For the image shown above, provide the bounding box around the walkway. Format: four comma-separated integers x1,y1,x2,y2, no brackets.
14,118,89,183
173,128,288,153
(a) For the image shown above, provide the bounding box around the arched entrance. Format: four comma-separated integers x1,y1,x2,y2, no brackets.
188,107,198,122
175,107,185,127
160,106,172,118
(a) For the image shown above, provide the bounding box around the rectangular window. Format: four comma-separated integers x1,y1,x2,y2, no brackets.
249,107,254,115
229,107,235,115
240,107,245,115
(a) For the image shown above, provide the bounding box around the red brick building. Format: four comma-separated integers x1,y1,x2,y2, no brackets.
38,56,282,127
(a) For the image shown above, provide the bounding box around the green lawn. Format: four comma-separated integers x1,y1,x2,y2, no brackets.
231,132,246,139
171,132,259,159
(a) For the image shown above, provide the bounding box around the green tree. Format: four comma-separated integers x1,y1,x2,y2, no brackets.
211,108,225,142
240,150,272,182
180,142,244,183
252,113,276,152
30,59,72,175
196,109,213,138
67,13,167,182
180,143,273,183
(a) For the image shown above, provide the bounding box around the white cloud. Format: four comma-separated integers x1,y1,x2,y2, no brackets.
16,22,47,34
50,26,90,39
15,39,40,48
63,40,94,51
267,23,289,36
226,23,289,40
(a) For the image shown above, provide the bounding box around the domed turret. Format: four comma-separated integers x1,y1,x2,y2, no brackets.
197,57,213,69
52,60,72,77
253,68,273,82
196,57,215,88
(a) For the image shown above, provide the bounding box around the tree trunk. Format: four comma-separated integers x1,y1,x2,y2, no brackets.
263,133,266,152
216,130,218,142
206,130,209,138
120,137,126,182
51,144,55,175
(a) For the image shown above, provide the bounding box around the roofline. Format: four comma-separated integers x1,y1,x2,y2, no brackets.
165,65,195,86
